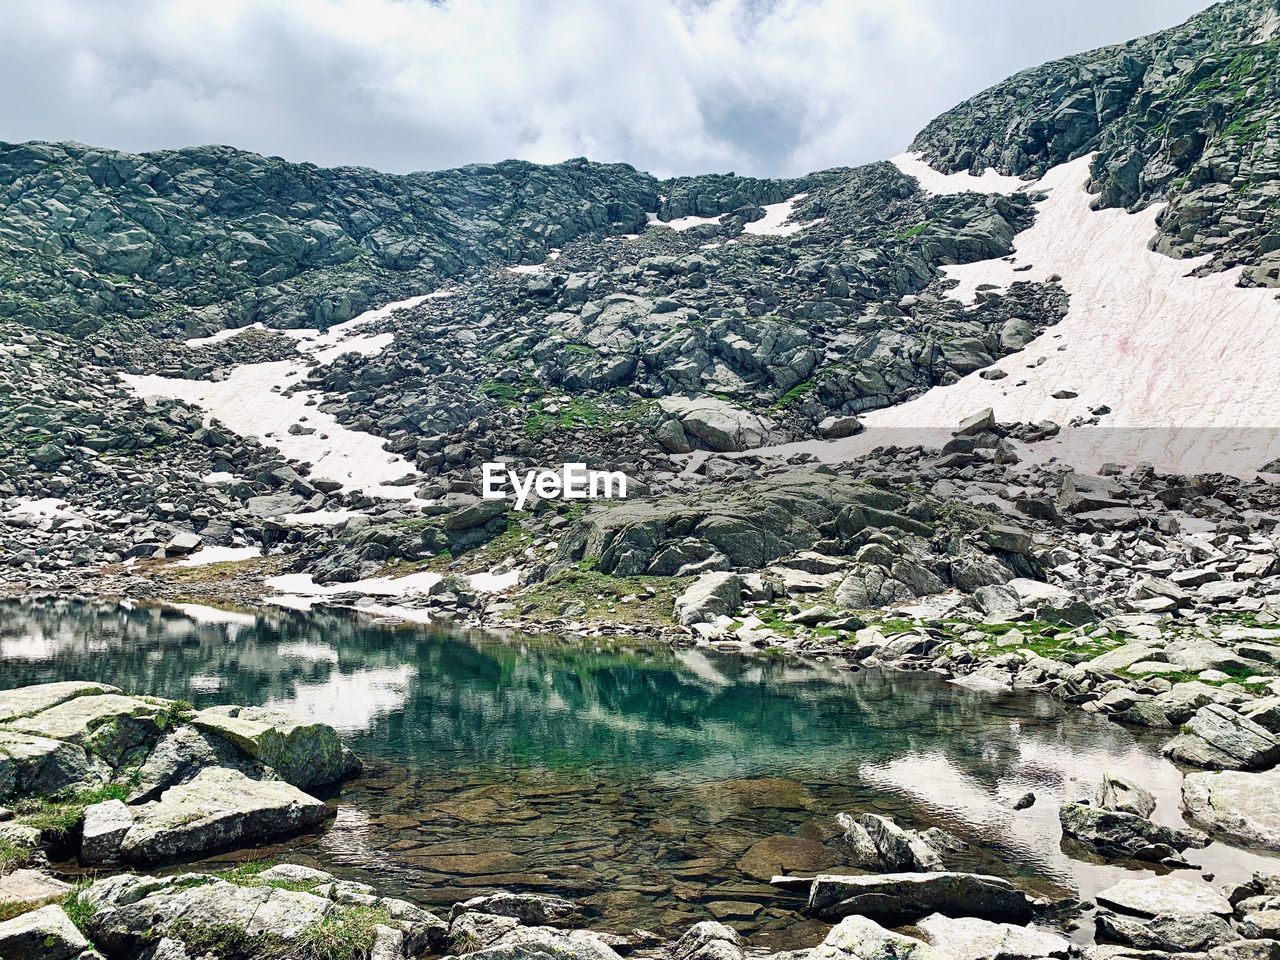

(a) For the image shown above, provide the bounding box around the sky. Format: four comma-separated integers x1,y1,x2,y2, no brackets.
0,0,1214,180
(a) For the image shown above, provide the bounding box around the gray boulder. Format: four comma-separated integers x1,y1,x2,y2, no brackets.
1098,773,1156,818
1058,802,1206,862
800,871,1035,923
0,905,92,960
1183,769,1280,850
673,572,743,626
1163,704,1280,770
916,913,1070,959
1096,876,1232,918
1095,911,1236,952
116,766,328,863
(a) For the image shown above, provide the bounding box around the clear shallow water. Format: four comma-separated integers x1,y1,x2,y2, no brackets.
3,597,1278,945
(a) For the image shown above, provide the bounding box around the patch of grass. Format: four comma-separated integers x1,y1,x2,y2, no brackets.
515,568,688,627
895,219,934,241
773,381,814,409
294,906,392,960
0,837,34,875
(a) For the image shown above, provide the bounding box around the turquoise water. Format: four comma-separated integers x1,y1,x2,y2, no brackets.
3,597,1275,943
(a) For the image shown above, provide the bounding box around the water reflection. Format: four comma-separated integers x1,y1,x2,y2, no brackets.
2,596,1277,940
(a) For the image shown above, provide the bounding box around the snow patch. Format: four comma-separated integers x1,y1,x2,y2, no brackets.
755,153,1280,475
742,193,824,237
648,211,725,232
6,498,76,520
891,152,1030,195
129,296,433,501
172,546,262,567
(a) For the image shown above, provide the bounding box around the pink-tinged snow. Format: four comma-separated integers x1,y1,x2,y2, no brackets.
889,152,1029,195
758,153,1280,476
172,545,262,567
124,296,433,500
742,193,825,237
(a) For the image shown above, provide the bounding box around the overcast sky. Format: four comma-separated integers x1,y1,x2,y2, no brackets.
0,0,1213,179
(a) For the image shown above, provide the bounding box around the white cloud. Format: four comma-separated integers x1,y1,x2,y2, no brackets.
0,0,1213,178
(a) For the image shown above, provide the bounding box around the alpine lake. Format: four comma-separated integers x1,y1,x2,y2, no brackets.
3,596,1277,951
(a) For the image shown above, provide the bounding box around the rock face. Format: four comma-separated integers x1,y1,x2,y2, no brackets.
1183,769,1280,850
798,872,1035,924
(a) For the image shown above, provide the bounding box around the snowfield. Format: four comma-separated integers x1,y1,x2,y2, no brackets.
742,192,825,237
123,296,433,500
763,152,1280,476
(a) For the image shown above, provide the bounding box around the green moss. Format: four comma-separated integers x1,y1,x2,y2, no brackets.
895,219,934,241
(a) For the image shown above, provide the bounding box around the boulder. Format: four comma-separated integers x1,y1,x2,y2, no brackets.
657,397,778,452
450,892,579,926
813,915,943,959
800,872,1035,923
671,921,742,960
1098,773,1156,818
0,729,106,802
916,913,1071,959
818,416,863,439
0,682,121,723
0,869,72,913
1183,769,1280,850
191,705,360,789
2,693,174,769
116,766,328,863
1095,911,1236,952
673,572,743,626
1058,802,1207,861
81,798,134,864
0,905,91,960
1096,876,1232,918
1163,704,1280,770
843,812,945,872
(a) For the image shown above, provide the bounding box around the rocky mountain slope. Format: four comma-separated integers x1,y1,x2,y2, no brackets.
1,0,1279,620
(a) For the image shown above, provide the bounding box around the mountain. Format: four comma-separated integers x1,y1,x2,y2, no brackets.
2,0,1279,638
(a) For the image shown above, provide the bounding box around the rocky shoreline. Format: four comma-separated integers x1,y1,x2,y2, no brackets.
3,578,1280,960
